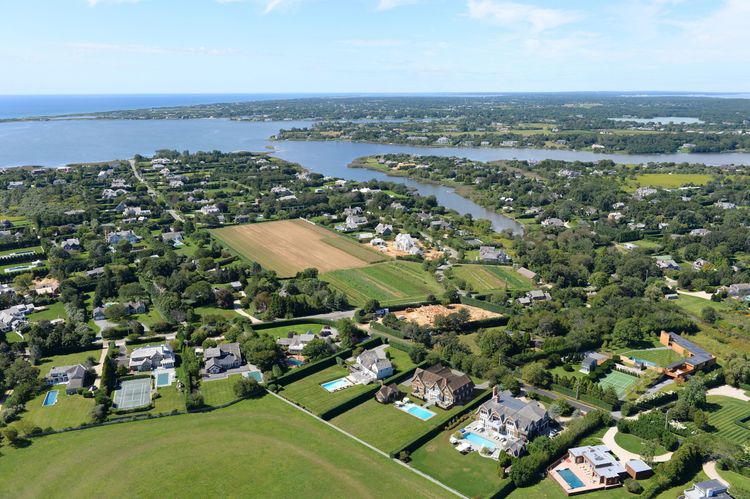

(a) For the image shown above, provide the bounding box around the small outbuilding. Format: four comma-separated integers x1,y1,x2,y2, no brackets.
375,383,400,404
625,459,653,480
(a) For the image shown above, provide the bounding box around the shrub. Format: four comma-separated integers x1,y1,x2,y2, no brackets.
398,450,411,463
234,377,263,399
625,478,643,494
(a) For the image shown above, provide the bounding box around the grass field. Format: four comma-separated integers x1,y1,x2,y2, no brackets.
614,431,667,455
621,348,685,367
211,219,386,277
410,426,506,497
146,385,186,414
37,348,102,378
706,395,750,444
281,348,414,415
624,173,712,190
672,294,732,316
256,323,326,339
20,388,96,430
452,264,534,293
598,370,639,399
0,395,451,498
200,377,238,407
331,387,484,454
28,301,67,322
322,261,444,306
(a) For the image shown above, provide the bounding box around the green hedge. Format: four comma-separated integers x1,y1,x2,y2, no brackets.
252,317,334,331
389,388,493,458
318,365,424,420
125,335,167,346
370,321,405,338
459,295,509,315
550,383,615,411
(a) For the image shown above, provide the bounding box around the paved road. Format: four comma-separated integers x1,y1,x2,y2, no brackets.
129,158,184,223
703,461,729,486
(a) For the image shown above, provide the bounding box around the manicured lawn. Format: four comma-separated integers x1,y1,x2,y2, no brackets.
147,385,187,414
322,261,444,306
194,306,240,319
3,330,25,344
200,376,239,407
28,301,67,322
37,348,103,378
331,387,486,454
0,395,451,498
410,426,506,498
131,308,165,328
452,264,534,293
719,469,750,493
706,395,750,444
550,365,587,380
20,388,96,430
458,332,481,354
0,245,42,257
598,370,639,399
672,294,732,317
625,173,712,189
620,347,685,367
507,470,663,499
280,364,375,415
256,322,326,339
614,431,667,455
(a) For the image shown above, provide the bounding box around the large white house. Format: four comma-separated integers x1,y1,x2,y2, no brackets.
394,233,423,256
129,344,176,371
46,364,88,395
353,348,393,382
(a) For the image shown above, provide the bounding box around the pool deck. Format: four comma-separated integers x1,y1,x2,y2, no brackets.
549,457,620,496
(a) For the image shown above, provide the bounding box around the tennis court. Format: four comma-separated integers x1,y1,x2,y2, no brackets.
598,370,639,399
114,378,152,410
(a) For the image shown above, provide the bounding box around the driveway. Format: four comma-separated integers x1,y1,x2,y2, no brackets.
707,384,750,401
602,427,673,463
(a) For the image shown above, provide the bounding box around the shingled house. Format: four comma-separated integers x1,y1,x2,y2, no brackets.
410,364,474,409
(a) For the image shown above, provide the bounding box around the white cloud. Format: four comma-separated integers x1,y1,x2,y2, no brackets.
465,0,580,34
86,0,140,6
376,0,419,11
68,42,235,56
341,39,405,48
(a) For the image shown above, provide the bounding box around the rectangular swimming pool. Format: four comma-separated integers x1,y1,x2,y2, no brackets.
400,402,436,421
557,468,584,489
244,371,263,382
321,377,353,392
43,390,59,407
463,431,497,450
156,372,170,387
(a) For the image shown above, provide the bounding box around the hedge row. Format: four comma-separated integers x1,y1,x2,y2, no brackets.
459,295,509,315
318,364,424,420
0,239,39,251
550,383,615,411
0,267,48,284
389,388,494,458
370,321,405,339
0,250,45,264
252,317,334,331
275,337,382,387
125,335,167,346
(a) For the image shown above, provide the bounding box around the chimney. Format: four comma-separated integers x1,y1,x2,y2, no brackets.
492,385,498,399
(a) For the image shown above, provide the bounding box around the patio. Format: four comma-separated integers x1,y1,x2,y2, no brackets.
449,421,525,460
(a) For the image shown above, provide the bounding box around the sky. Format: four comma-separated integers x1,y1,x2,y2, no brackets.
1,0,749,94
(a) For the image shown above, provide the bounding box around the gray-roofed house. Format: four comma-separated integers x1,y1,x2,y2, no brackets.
476,387,550,457
129,344,175,371
374,223,393,236
659,330,716,380
581,352,609,373
354,348,393,382
478,246,511,263
683,479,733,499
410,364,474,409
46,364,88,395
276,332,317,354
204,342,243,374
375,383,400,404
517,289,552,306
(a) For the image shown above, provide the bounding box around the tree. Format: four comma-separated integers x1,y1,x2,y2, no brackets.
104,303,128,322
187,391,204,409
2,427,20,447
215,289,235,309
640,438,657,465
521,362,551,387
408,343,427,364
234,377,263,399
674,376,706,420
701,307,717,324
182,281,215,306
724,354,750,387
363,299,381,314
300,338,332,362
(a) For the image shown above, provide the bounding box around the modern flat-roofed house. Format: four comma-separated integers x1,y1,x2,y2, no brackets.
549,445,627,494
46,364,88,395
129,344,175,371
410,364,474,409
625,459,653,480
659,331,716,380
204,342,243,374
581,352,609,373
353,348,393,382
476,387,550,456
683,479,733,499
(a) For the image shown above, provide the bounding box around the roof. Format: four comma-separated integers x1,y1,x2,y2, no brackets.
480,389,548,432
412,364,473,393
664,332,714,367
626,459,652,473
204,342,241,360
568,445,626,479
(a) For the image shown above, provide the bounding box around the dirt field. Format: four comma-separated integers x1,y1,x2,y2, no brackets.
394,304,500,326
376,240,443,260
211,219,386,277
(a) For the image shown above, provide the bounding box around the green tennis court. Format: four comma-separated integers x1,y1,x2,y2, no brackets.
113,378,152,410
598,370,639,399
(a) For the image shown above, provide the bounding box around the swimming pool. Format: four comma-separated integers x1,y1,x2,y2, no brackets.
400,402,436,421
557,468,584,489
463,431,497,450
321,377,353,392
244,371,263,382
155,372,170,387
43,390,59,407
5,264,35,273
287,358,304,367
